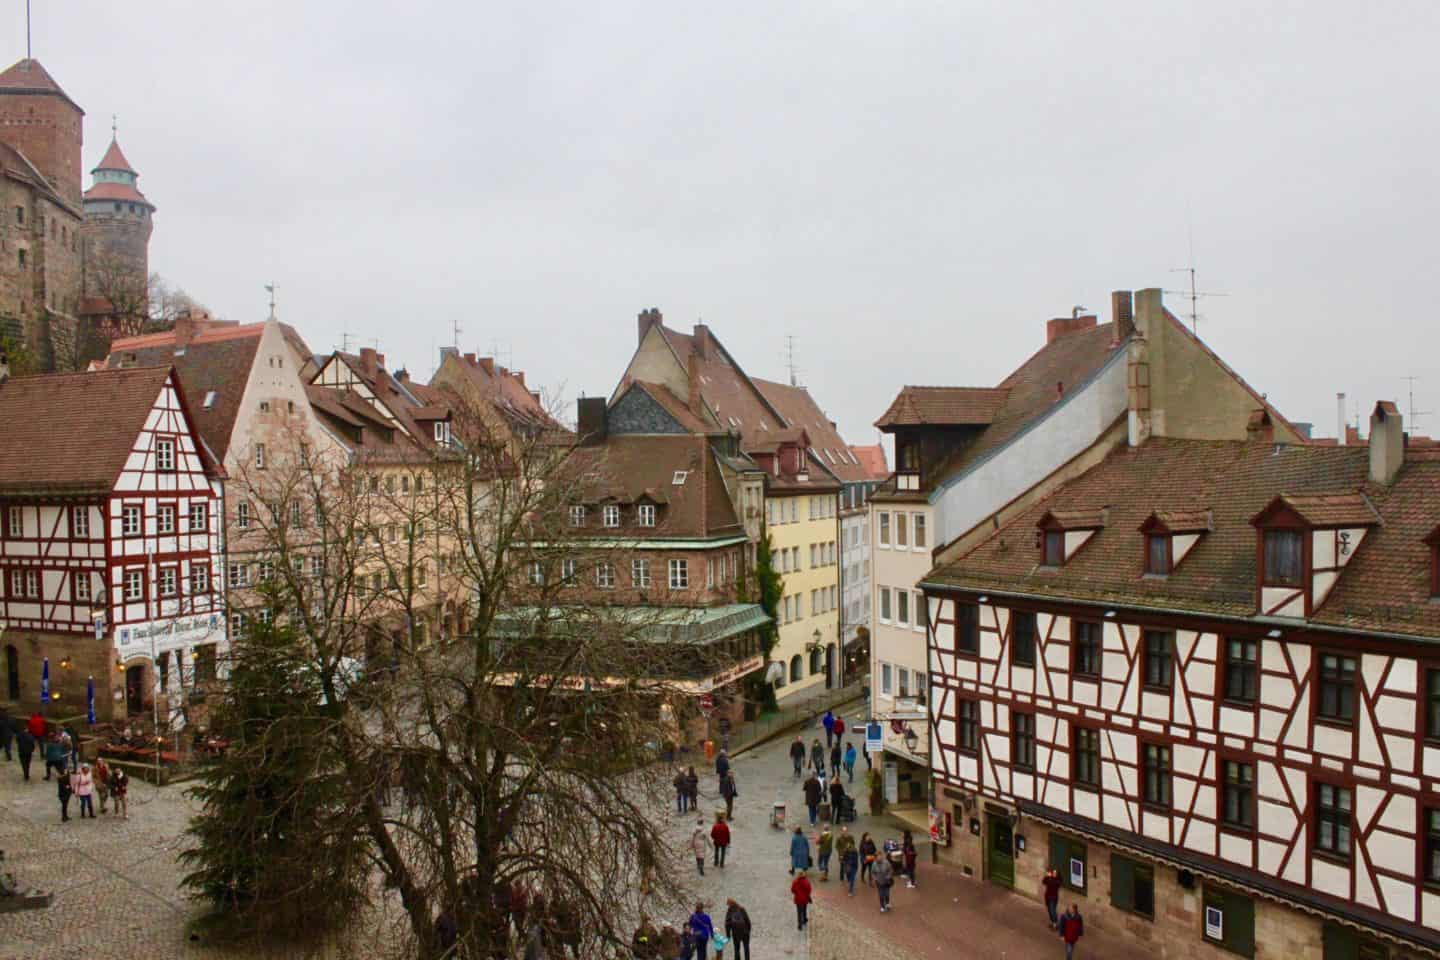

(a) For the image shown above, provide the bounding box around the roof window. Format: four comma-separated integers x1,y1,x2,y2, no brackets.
203,391,217,409
672,471,688,486
1035,509,1106,568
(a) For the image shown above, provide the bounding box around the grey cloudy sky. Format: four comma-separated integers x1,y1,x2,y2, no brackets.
19,1,1440,446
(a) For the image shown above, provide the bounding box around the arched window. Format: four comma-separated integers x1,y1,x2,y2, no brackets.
809,646,823,675
790,655,803,682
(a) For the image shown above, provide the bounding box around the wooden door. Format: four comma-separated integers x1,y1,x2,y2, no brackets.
4,644,18,700
988,816,1014,888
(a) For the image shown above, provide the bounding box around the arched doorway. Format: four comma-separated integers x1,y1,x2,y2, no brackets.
4,644,18,701
125,663,146,716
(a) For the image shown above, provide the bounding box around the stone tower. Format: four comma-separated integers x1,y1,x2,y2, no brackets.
82,135,154,308
0,58,84,209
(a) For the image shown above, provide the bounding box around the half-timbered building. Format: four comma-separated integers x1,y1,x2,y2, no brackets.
924,403,1440,959
0,365,224,722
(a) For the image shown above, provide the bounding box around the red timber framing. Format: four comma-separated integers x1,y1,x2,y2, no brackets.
924,586,1440,954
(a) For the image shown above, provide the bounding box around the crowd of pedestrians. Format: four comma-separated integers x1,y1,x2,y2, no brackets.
1,707,131,822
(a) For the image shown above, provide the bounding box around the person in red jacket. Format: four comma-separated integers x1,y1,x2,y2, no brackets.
1057,904,1084,958
791,869,813,931
711,813,732,869
28,711,46,742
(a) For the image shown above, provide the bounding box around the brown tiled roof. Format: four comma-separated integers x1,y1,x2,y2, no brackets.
567,435,742,539
93,138,136,174
0,367,175,492
874,386,1010,428
655,327,788,444
1039,509,1106,530
850,444,888,480
753,378,867,483
1143,510,1212,533
83,179,152,207
0,59,81,111
314,353,452,462
1263,493,1379,528
927,438,1440,639
429,353,567,437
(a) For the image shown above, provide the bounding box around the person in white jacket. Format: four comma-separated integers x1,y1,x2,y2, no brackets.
690,818,712,876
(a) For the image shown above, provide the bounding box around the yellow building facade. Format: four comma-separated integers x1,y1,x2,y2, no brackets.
768,488,840,700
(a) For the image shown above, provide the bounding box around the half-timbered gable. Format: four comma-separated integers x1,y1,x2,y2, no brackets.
924,413,1440,957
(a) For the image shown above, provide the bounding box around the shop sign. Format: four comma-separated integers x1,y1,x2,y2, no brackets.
1204,906,1223,941
116,613,223,657
705,655,764,691
890,696,927,720
1069,857,1085,889
865,721,883,753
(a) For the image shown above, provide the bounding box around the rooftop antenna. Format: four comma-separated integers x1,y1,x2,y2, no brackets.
1403,376,1431,430
1164,226,1226,336
26,0,31,59
785,335,799,387
264,282,277,322
452,314,461,351
111,114,118,140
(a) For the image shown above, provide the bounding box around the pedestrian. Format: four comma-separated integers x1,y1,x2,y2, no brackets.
688,902,714,960
822,709,835,748
16,727,35,781
44,734,66,781
632,914,660,959
809,739,825,776
711,813,731,869
0,706,12,762
843,742,857,783
802,772,822,825
834,713,846,745
93,757,111,815
817,825,834,881
789,736,805,778
691,818,711,876
1058,904,1085,958
837,826,859,896
57,768,73,822
674,768,689,814
902,830,918,888
723,898,751,960
1041,867,1062,928
788,825,810,876
110,765,129,819
685,766,700,813
790,869,813,930
64,723,81,771
658,924,681,960
860,832,877,886
719,769,738,821
829,777,846,818
679,925,696,960
73,763,95,818
871,852,895,912
27,710,46,744
715,749,729,784
829,741,842,778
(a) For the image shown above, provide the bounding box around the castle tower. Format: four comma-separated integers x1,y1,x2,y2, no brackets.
82,134,155,309
0,58,84,209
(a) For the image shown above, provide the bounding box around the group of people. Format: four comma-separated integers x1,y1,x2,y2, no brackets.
632,899,753,960
787,825,916,913
1042,869,1086,957
1,709,131,821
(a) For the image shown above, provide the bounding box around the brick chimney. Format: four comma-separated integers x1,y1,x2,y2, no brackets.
1046,314,1097,344
1110,291,1135,345
1245,409,1274,443
479,357,494,375
463,352,476,365
1370,401,1404,485
687,351,703,418
173,311,198,349
359,347,380,374
693,323,712,359
638,307,663,346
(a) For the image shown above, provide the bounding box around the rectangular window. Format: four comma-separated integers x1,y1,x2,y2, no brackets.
1111,855,1155,919
1146,535,1170,575
257,560,274,582
9,570,20,597
896,513,908,547
957,698,979,753
188,502,208,532
1142,742,1172,808
1144,630,1174,689
254,442,266,470
957,603,979,655
227,562,248,588
157,504,176,534
879,587,892,622
24,569,38,598
1012,611,1037,667
596,562,615,589
1428,670,1440,741
1263,530,1302,586
1315,783,1353,860
639,504,656,527
1317,653,1356,723
897,590,910,625
810,544,818,567
879,512,890,547
1203,888,1256,958
1049,834,1088,895
1221,759,1255,831
5,507,20,539
236,502,250,530
529,562,544,586
73,571,91,604
898,667,910,698
1224,638,1259,703
569,505,586,527
124,569,144,601
310,556,324,579
632,558,650,588
158,566,177,598
560,558,576,586
603,505,621,528
914,514,926,548
1073,621,1101,676
156,437,176,472
122,505,142,536
194,643,217,683
668,559,688,589
881,663,893,695
914,591,927,630
229,613,246,639
1073,726,1100,787
1426,808,1440,885
71,506,90,538
190,565,210,596
1012,712,1036,770
1043,530,1064,566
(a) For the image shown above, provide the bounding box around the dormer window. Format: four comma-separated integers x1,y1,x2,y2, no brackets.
569,505,586,527
1138,510,1210,577
1036,509,1105,567
1262,530,1303,587
638,504,657,527
1043,531,1064,567
1425,527,1440,599
603,505,621,528
1145,535,1170,576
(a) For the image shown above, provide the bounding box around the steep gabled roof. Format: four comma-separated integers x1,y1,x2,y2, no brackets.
849,444,889,480
753,378,868,483
93,138,136,174
0,59,81,112
874,386,1010,428
566,435,743,539
429,352,569,439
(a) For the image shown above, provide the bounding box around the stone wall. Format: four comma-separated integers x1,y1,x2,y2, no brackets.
0,88,84,209
3,627,123,722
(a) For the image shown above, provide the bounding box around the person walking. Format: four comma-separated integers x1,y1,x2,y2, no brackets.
719,770,738,821
860,832,878,886
1058,904,1085,958
685,767,700,813
658,925,681,960
64,724,81,772
902,830,919,888
715,749,729,785
93,757,111,815
1041,867,1062,928
809,739,825,776
833,713,846,745
817,825,834,881
788,825,810,876
44,734,67,781
688,903,714,960
110,765,130,820
691,818,711,876
802,772,823,825
871,853,895,912
674,768,689,814
723,899,751,960
57,768,73,822
711,813,731,869
631,914,659,959
829,777,846,821
822,709,836,748
27,710,46,744
0,707,12,762
73,763,95,818
16,727,35,782
837,826,859,896
790,869,813,931
829,741,842,779
789,736,805,778
843,742,857,783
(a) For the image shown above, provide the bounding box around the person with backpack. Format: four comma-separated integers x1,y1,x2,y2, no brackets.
789,736,805,778
719,769,738,821
1058,904,1085,958
871,853,895,912
715,749,730,785
788,825,810,876
723,899,751,960
860,832,878,886
631,914,659,959
685,767,700,813
43,734,67,781
790,869,813,930
674,768,689,814
822,709,836,748
843,742,857,783
837,826,859,895
816,825,834,881
688,902,714,960
711,813,731,869
802,772,823,825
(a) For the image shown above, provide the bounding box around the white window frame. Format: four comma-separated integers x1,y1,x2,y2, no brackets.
188,502,207,532
529,562,544,586
157,504,176,534
5,507,20,538
561,558,576,586
230,612,247,637
914,590,927,632
914,513,927,549
71,506,89,538
879,512,890,547
897,589,910,625
254,442,266,470
898,667,910,698
881,662,893,696
632,558,651,588
879,587,892,622
73,571,91,603
124,569,144,601
569,505,586,527
603,504,621,528
236,501,250,530
668,558,689,590
228,563,249,588
121,504,142,537
22,568,38,598
638,504,656,527
155,437,176,472
190,565,209,595
158,566,177,598
596,562,615,589
310,555,325,579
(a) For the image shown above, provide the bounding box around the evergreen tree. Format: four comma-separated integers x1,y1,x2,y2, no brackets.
745,524,785,712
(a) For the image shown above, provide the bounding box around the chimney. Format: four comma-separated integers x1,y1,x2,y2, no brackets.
439,346,458,362
1110,290,1135,345
577,397,607,446
479,357,494,375
514,371,525,388
174,311,197,349
1046,314,1097,344
463,352,476,365
359,347,378,373
638,307,663,346
1369,401,1404,485
1337,392,1347,445
687,351,703,417
693,323,712,359
1246,409,1274,444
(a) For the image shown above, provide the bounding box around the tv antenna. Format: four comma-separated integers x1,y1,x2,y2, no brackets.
264,282,278,322
784,335,799,386
1165,267,1226,336
1402,376,1431,430
452,315,461,351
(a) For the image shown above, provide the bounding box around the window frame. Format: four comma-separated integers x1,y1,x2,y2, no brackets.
123,568,145,602
595,561,615,589
568,505,586,527
4,506,21,539
638,503,657,527
156,502,177,535
878,512,890,547
1261,528,1304,587
1143,629,1175,691
914,513,927,549
668,558,689,590
121,504,142,537
956,602,979,656
188,501,208,533
1011,711,1036,770
1425,807,1440,888
1314,781,1354,863
879,586,892,623
1222,637,1259,706
235,501,251,530
957,697,979,754
190,563,210,596
1141,740,1172,810
1011,610,1037,667
1043,530,1064,567
632,558,651,589
1219,756,1256,835
1071,723,1101,790
71,505,90,538
1145,533,1171,576
157,565,178,598
1426,668,1440,744
602,504,621,529
1315,651,1357,726
71,570,92,604
155,435,177,473
1072,620,1101,677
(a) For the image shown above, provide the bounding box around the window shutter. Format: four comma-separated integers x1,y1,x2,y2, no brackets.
1048,834,1066,874
1321,922,1360,960
1110,855,1134,913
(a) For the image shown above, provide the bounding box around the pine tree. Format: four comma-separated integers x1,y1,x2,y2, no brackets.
745,524,785,712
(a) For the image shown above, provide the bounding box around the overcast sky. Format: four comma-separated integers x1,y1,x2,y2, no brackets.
17,2,1439,446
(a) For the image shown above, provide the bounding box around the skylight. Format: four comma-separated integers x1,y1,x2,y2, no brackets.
203,391,217,409
672,471,688,485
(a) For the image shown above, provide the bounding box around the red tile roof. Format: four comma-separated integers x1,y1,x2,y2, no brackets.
429,352,567,438
0,59,81,111
928,438,1440,639
84,179,152,207
0,367,187,492
566,435,743,539
849,444,889,480
753,378,869,483
874,386,1010,428
1257,492,1379,528
93,138,136,174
